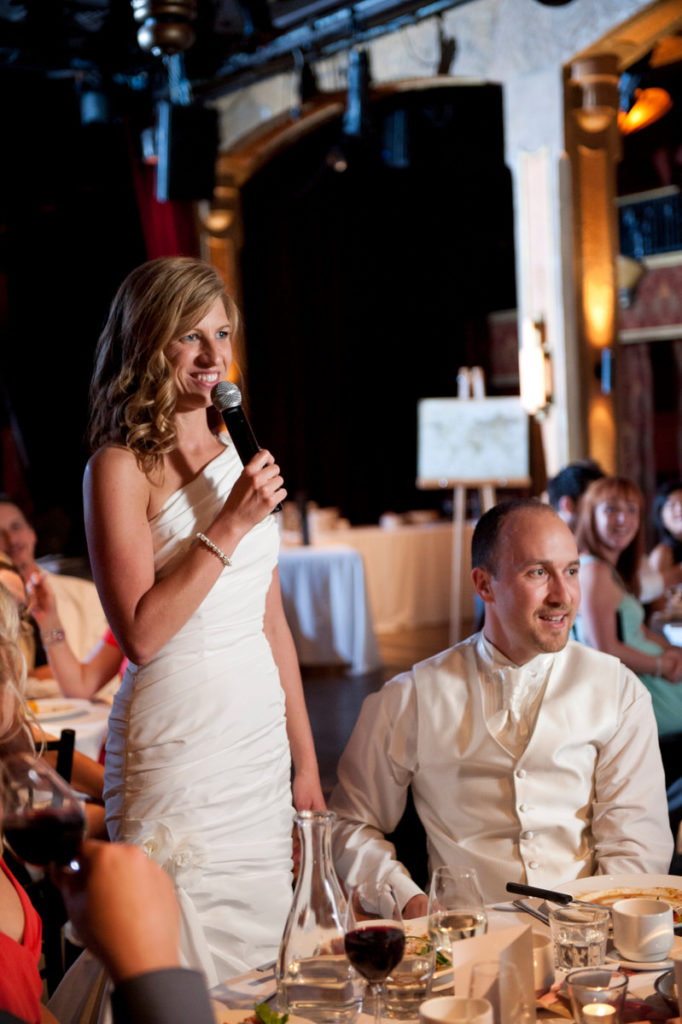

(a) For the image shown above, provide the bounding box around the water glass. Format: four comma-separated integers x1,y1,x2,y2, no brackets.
566,968,628,1024
548,904,610,970
385,934,436,1018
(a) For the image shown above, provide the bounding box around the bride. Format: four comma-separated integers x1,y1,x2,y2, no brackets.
82,256,324,984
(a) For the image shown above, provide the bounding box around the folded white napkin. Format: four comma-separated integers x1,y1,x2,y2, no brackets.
451,924,536,1024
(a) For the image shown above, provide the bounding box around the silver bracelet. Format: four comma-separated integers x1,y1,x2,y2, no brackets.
196,531,232,567
41,628,66,647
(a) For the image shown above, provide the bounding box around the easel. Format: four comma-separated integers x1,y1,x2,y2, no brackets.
416,368,531,644
449,368,497,644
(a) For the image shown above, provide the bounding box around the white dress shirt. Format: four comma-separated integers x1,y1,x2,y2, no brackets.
329,634,672,906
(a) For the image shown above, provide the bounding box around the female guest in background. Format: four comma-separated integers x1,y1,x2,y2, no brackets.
575,476,682,785
27,570,124,702
83,256,324,984
650,479,682,580
0,584,58,1024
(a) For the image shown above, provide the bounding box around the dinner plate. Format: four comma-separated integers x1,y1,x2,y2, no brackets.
211,1008,313,1024
31,698,91,722
558,874,682,914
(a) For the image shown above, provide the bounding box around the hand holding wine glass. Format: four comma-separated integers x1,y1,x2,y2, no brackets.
345,881,405,1024
427,865,488,958
1,753,85,869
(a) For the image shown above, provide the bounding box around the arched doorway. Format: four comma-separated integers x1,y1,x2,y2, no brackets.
201,78,517,524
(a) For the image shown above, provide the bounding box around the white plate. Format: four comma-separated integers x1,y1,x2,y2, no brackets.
212,1009,314,1024
559,874,682,909
32,698,91,722
606,950,673,971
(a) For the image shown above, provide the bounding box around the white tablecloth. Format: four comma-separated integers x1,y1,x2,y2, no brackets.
310,522,475,633
33,698,110,762
278,544,381,674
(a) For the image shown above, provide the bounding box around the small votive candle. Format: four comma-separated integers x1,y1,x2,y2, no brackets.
566,969,628,1024
582,1005,616,1021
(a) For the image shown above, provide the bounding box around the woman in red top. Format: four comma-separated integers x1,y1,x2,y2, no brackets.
0,582,59,1023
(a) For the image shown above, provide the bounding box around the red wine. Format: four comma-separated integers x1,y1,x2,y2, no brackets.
3,807,84,866
345,924,405,983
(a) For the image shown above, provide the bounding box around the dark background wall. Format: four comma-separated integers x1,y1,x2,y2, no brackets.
240,84,516,524
0,70,147,554
0,78,515,551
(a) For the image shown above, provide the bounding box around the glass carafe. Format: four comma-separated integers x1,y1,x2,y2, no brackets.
277,810,364,1024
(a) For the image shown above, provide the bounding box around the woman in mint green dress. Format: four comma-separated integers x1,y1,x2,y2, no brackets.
575,476,682,786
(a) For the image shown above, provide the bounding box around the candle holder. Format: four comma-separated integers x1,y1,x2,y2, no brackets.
566,968,628,1024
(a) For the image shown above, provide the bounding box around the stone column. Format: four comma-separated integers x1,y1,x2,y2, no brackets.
564,53,622,474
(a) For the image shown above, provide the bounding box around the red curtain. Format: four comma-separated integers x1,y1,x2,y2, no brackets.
130,159,200,259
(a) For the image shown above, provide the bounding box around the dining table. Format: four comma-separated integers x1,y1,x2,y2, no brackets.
278,543,381,674
282,520,476,635
210,872,682,1024
31,696,110,763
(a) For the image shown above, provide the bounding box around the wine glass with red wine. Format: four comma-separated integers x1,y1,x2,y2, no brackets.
1,753,85,869
345,882,405,1024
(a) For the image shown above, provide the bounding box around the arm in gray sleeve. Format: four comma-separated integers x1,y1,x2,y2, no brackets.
111,968,215,1024
328,674,424,910
591,666,673,874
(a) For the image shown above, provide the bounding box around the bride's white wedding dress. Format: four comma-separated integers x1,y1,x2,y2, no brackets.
106,437,295,984
50,438,295,1022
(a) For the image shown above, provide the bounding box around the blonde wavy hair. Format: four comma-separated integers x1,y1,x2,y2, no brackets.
88,257,239,471
0,582,36,757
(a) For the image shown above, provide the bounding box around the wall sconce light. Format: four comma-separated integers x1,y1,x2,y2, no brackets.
617,253,645,308
618,67,673,135
519,317,553,417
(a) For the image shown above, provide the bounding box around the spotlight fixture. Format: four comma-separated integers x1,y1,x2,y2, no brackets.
131,0,197,57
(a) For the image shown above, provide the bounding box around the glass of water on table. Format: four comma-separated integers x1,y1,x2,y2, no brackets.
548,904,611,970
427,866,488,960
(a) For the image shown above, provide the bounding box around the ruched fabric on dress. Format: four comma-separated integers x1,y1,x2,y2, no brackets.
104,437,295,985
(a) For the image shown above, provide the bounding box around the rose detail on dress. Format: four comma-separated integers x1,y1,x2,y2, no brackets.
131,821,207,887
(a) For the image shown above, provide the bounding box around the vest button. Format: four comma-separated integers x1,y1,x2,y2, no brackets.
516,769,527,779
529,861,539,870
519,804,528,812
520,830,534,840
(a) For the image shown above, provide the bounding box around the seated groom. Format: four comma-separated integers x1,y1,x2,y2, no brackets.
329,498,672,915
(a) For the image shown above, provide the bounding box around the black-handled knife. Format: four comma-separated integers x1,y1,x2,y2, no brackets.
506,882,574,904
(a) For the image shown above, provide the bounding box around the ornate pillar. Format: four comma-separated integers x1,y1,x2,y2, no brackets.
564,54,621,474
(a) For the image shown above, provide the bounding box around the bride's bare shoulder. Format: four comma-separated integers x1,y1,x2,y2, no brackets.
85,444,150,490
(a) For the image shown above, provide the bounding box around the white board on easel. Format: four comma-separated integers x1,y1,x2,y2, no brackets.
416,396,530,489
416,395,530,643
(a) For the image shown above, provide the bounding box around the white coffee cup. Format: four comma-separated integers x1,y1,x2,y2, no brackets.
419,995,493,1024
611,898,674,962
532,933,554,995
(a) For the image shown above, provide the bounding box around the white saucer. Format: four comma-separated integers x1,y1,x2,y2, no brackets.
606,949,673,971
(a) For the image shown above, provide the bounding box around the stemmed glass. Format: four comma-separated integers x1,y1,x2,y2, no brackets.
427,865,488,959
344,881,405,1024
1,753,85,869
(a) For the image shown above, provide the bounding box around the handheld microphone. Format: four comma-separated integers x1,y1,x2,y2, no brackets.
211,381,283,513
